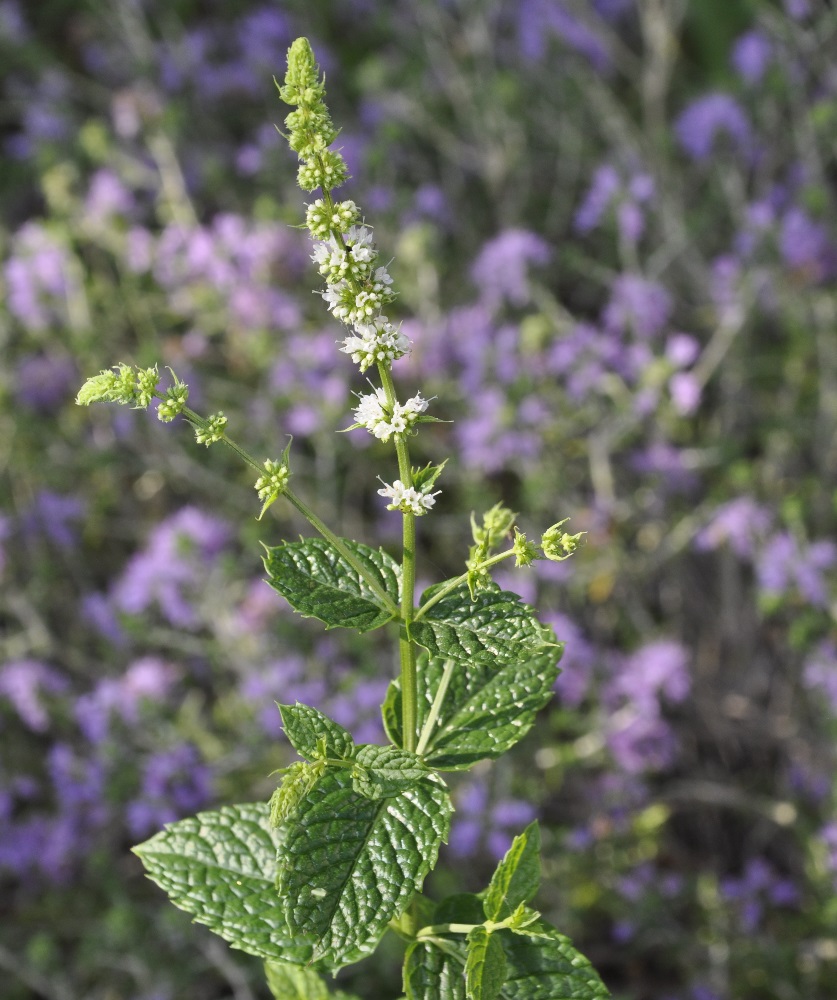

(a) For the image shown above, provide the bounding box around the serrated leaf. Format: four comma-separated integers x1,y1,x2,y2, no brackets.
411,584,556,665
264,537,400,632
466,926,507,1000
404,940,467,1000
265,960,328,1000
279,703,354,761
276,768,452,969
269,761,323,828
384,650,561,769
499,921,611,999
133,803,310,962
484,822,541,922
351,744,431,798
404,922,610,1000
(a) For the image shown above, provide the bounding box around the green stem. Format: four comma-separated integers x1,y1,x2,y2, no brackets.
416,923,480,939
412,548,517,623
415,658,456,756
181,406,399,617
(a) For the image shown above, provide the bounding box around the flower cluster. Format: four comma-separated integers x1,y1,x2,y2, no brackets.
156,379,189,423
254,458,291,519
76,363,159,408
194,412,227,446
376,479,440,516
282,38,406,375
351,388,429,442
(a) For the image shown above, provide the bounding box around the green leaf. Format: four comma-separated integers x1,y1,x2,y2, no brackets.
133,803,311,963
433,893,486,925
466,927,507,1000
411,583,556,665
351,745,431,798
264,961,364,1000
279,703,354,761
404,940,467,1000
484,822,541,922
498,921,611,999
265,960,328,1000
276,768,452,969
264,537,400,632
384,650,561,769
404,922,610,1000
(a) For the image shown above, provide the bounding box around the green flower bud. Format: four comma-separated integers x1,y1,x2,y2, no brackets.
76,363,137,406
512,528,538,568
195,412,227,446
472,502,517,548
540,519,586,561
306,198,359,238
298,151,349,192
134,366,159,408
255,444,292,519
280,37,325,106
157,380,189,423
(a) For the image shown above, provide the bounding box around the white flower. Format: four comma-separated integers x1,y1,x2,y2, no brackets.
339,316,411,372
377,480,440,516
353,389,429,442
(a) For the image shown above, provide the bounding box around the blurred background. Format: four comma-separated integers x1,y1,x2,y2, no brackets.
2,0,837,997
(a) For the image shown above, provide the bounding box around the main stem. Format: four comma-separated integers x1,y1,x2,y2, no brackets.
378,363,419,755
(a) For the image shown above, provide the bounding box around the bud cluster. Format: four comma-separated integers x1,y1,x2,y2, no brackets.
76,363,162,409
377,479,440,517
281,37,409,376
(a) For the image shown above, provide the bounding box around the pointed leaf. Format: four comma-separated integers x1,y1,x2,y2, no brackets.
466,927,507,1000
411,584,557,665
351,744,431,798
499,921,611,998
279,703,354,761
404,940,467,1000
484,822,541,922
264,537,400,632
276,768,452,969
384,650,561,769
133,803,310,962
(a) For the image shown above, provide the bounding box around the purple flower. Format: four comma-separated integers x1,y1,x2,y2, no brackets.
126,744,213,837
607,714,677,773
0,660,67,731
21,490,85,548
15,353,77,412
542,611,596,707
574,165,621,232
669,372,701,415
516,0,611,70
665,333,700,368
603,274,672,339
675,93,754,162
694,497,772,559
112,507,231,628
779,208,834,282
84,169,134,223
756,532,836,606
731,31,773,85
470,229,551,310
803,641,837,714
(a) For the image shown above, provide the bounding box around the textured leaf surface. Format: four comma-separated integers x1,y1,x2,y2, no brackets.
384,650,561,769
411,584,555,665
265,960,328,1000
276,769,452,968
134,803,309,962
484,823,541,922
352,744,431,798
466,927,507,1000
269,762,323,828
405,941,467,1000
499,922,611,999
264,537,399,632
279,703,354,761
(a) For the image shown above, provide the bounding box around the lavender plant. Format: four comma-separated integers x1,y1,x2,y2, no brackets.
76,38,606,1000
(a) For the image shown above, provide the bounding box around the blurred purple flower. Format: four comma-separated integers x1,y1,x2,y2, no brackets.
542,611,596,707
669,372,701,414
665,333,700,368
720,858,799,933
607,713,677,773
731,31,773,85
779,207,834,282
603,274,672,338
783,0,811,19
617,200,645,244
112,506,231,628
694,497,772,559
517,0,611,70
0,660,67,731
126,744,213,838
15,353,77,412
756,532,836,606
75,657,177,744
84,169,134,223
5,223,73,330
21,491,85,549
631,443,699,494
0,0,28,42
574,165,620,232
449,777,536,859
675,93,754,162
803,641,837,713
470,229,550,310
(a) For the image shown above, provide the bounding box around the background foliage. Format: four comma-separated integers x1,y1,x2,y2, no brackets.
2,1,837,997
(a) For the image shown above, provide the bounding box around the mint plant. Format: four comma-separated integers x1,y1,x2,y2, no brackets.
76,37,608,1000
